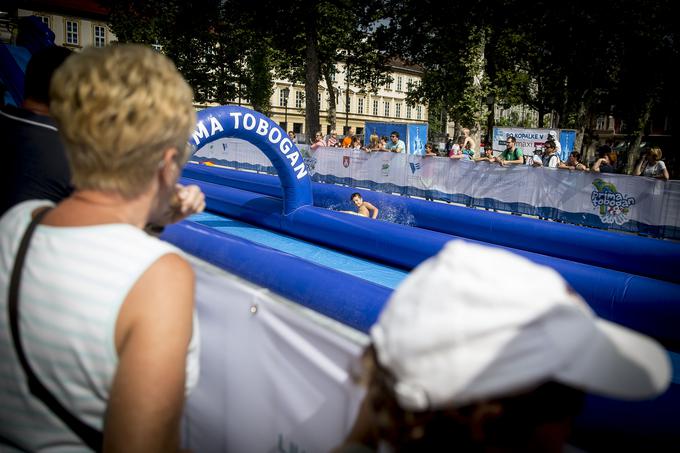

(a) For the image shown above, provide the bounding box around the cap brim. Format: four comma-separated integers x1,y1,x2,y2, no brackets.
555,319,671,400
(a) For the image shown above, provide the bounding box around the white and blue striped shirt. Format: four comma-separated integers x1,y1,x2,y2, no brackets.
0,200,199,451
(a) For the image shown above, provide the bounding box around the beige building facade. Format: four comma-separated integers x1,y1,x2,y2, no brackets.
270,62,428,141
17,5,115,50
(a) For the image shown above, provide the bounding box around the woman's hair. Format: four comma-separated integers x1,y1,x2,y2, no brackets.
359,345,585,452
597,145,611,158
647,147,662,161
50,44,195,199
570,151,582,162
608,150,618,164
370,133,379,147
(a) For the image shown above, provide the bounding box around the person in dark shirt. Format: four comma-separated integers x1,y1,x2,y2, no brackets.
0,45,73,215
591,145,617,174
1,46,205,225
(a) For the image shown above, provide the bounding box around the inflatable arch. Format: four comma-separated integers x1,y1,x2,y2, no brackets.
191,106,313,214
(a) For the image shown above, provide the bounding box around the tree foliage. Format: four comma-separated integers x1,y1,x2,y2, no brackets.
105,0,674,166
105,0,391,138
375,0,674,170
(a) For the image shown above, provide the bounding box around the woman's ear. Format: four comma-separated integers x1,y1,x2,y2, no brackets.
159,147,179,185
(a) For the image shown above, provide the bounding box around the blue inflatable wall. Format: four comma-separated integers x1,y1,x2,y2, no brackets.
175,175,680,349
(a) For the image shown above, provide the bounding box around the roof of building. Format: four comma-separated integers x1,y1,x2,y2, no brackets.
388,57,423,74
19,0,109,19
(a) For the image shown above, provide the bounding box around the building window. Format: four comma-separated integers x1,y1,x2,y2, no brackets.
65,20,79,46
416,105,422,120
346,97,351,113
395,103,401,118
406,105,412,119
384,101,390,117
358,98,364,114
295,91,303,109
330,69,336,82
93,25,106,48
407,78,413,93
373,99,379,116
279,89,287,107
385,79,391,91
318,92,322,108
397,76,402,92
35,15,50,28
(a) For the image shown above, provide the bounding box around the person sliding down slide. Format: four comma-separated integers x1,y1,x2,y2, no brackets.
341,192,379,218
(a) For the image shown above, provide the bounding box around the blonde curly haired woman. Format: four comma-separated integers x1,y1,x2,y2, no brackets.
0,45,203,451
634,147,670,180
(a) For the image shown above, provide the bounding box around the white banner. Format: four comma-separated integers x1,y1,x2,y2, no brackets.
308,148,680,235
491,126,554,154
194,137,276,172
181,258,366,453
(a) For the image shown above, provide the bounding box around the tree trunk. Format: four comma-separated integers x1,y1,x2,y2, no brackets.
303,1,320,142
248,44,272,115
323,66,337,131
625,101,652,174
573,97,588,154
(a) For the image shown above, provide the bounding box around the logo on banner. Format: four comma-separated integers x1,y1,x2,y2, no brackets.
408,160,434,189
303,156,317,172
381,163,390,176
343,156,350,168
590,179,636,225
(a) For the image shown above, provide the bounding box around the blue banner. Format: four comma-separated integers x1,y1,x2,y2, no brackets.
407,124,428,155
364,121,408,149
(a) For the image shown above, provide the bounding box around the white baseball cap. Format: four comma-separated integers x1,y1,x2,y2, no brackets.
549,130,557,137
371,241,671,411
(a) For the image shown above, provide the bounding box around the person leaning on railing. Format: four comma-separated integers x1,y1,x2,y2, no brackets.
591,145,617,173
633,147,669,180
310,131,327,150
497,135,524,166
559,151,589,171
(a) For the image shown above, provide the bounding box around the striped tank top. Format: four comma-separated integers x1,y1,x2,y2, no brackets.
0,200,200,451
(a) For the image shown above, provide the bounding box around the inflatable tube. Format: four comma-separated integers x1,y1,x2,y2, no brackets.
180,176,680,346
182,164,680,284
162,220,388,333
191,106,312,214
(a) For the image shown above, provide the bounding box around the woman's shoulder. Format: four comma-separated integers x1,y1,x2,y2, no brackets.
0,200,55,234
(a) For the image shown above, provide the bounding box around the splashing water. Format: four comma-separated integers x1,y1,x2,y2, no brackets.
379,204,416,226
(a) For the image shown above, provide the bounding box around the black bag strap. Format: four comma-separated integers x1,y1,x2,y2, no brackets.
8,207,103,451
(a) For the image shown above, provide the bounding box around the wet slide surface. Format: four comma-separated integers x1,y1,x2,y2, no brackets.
189,211,408,289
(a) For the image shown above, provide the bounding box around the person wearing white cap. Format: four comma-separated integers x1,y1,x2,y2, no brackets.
548,130,562,158
334,241,671,452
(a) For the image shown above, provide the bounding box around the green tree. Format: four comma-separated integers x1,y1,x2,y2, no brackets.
258,0,391,138
104,0,272,109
